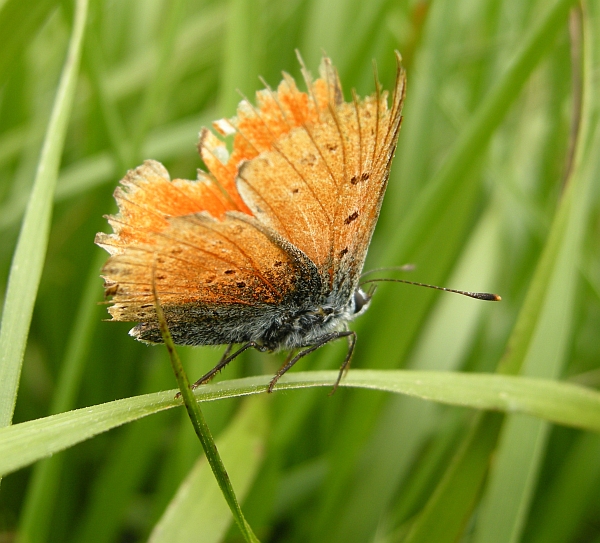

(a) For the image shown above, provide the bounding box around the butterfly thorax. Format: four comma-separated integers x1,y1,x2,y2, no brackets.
259,286,370,351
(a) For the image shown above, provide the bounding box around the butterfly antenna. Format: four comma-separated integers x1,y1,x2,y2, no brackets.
360,264,416,278
360,278,501,301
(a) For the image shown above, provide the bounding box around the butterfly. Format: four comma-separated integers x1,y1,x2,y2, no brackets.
95,52,406,392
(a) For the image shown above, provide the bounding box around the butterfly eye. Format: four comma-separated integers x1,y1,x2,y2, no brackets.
353,288,371,315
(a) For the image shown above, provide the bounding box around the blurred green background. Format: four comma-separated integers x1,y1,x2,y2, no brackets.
1,0,599,542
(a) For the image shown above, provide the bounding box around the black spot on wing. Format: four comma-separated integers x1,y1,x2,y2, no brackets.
344,211,359,225
350,171,370,185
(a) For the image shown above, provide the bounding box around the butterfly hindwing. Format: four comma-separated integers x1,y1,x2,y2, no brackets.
95,162,321,343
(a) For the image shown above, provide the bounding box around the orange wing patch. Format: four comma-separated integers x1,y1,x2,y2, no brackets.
197,57,333,215
234,55,406,288
98,210,302,322
96,161,237,257
95,161,301,321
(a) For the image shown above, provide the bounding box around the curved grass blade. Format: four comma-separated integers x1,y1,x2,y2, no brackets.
326,206,502,543
1,370,599,479
0,0,89,429
313,0,578,537
153,276,260,543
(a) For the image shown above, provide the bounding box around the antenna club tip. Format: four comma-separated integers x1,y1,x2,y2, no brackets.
473,292,502,301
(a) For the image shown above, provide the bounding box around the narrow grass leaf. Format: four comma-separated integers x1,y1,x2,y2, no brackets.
326,205,502,543
388,0,577,266
403,411,504,543
131,0,185,159
315,0,576,538
219,0,264,115
527,433,600,543
397,1,582,539
149,397,267,543
153,267,260,543
0,0,88,428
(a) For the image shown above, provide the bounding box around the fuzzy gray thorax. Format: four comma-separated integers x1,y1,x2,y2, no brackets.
260,286,371,351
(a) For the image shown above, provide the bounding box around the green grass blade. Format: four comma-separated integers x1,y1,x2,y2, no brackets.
130,0,185,159
0,0,88,428
312,0,576,537
527,433,600,543
325,204,502,543
403,2,599,539
219,0,264,115
70,354,174,543
300,0,357,68
148,397,267,543
2,0,598,538
386,0,456,215
1,370,600,479
472,4,600,541
403,412,504,543
473,415,550,543
17,250,107,543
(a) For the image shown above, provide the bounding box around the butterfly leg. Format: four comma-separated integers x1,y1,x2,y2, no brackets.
267,331,355,393
330,330,356,395
194,342,234,384
190,341,261,390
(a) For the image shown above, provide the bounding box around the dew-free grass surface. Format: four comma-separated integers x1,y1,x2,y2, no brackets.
1,0,600,542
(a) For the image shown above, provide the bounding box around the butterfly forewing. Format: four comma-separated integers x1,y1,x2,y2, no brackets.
234,54,406,294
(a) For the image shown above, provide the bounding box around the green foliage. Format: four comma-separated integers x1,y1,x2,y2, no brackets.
1,0,599,542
